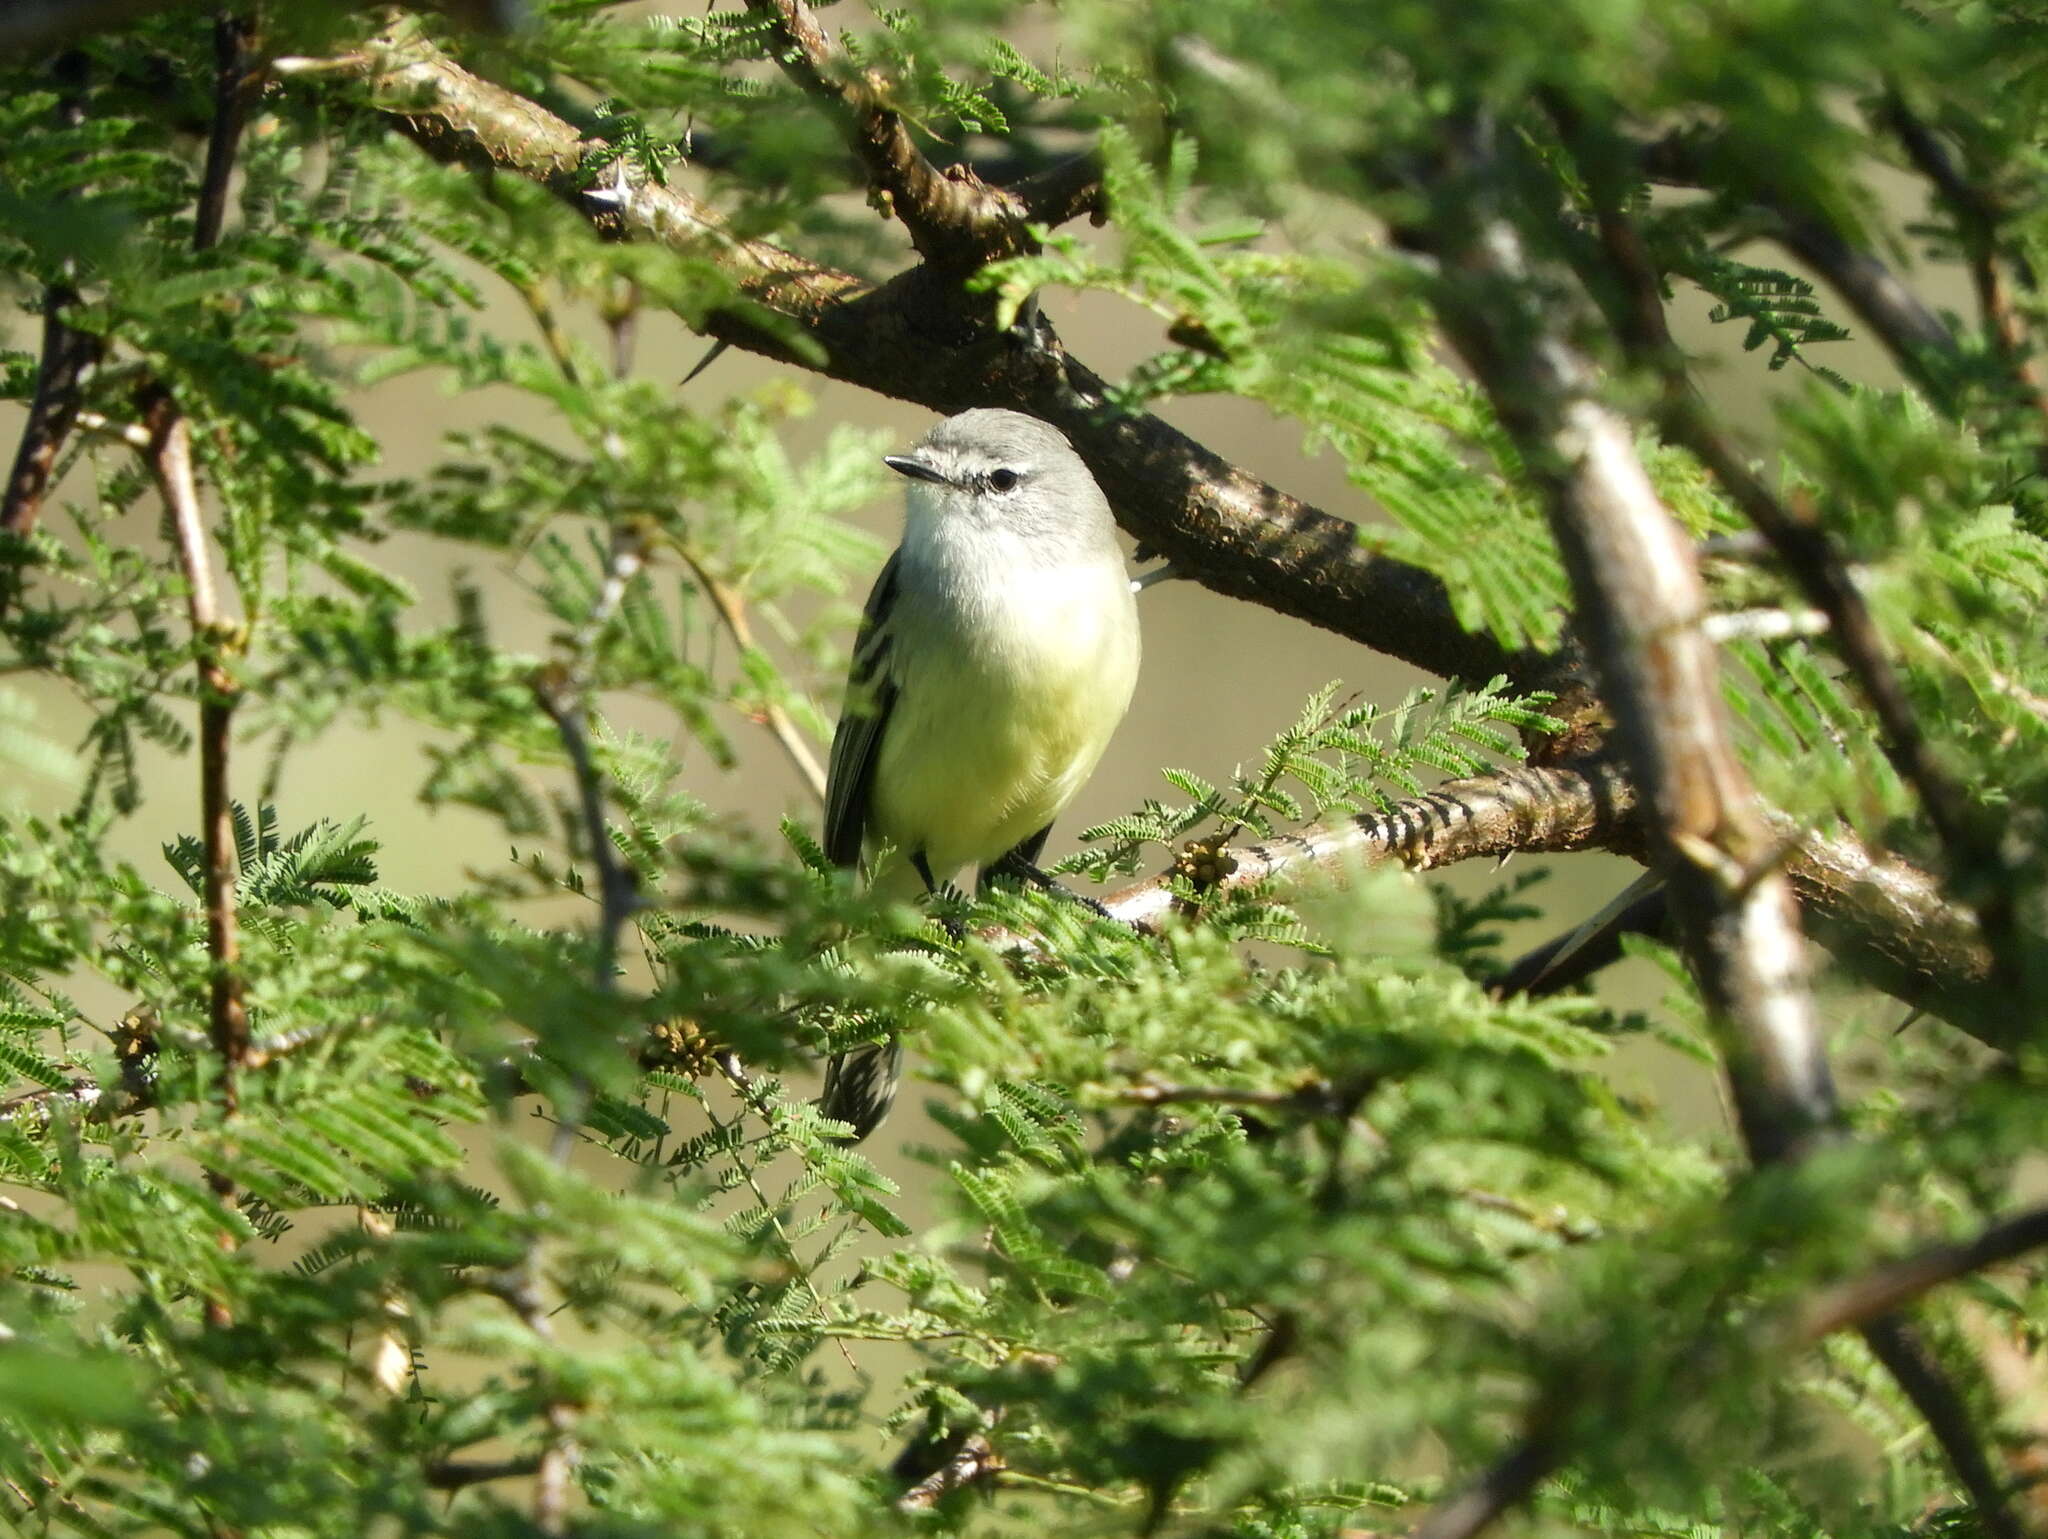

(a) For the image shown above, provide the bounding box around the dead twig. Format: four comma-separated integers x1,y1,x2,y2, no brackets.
676,550,827,803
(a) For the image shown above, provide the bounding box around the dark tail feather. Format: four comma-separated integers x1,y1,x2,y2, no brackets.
818,1036,904,1143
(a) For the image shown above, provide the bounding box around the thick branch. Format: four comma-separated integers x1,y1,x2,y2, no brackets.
1420,152,2026,1539
1433,199,1835,1160
1575,185,2022,998
315,24,1558,698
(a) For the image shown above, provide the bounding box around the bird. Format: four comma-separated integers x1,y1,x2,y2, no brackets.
818,408,1142,1141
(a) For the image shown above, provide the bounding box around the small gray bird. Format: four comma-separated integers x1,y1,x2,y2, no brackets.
819,408,1142,1140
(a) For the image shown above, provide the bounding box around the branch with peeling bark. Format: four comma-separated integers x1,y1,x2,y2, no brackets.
1413,138,2025,1539
1562,167,2022,996
1096,758,1640,930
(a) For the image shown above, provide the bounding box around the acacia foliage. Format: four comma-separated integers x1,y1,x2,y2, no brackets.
0,3,2045,1537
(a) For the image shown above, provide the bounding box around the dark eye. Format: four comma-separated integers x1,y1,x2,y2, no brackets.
987,468,1020,492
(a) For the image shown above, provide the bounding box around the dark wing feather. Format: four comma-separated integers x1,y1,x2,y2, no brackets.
823,550,902,868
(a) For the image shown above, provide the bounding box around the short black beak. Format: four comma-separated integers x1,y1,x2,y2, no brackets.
883,454,948,485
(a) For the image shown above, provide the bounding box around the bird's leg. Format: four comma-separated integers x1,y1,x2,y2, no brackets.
985,851,1119,923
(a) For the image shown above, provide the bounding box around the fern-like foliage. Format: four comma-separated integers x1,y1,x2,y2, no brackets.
1,5,2045,1539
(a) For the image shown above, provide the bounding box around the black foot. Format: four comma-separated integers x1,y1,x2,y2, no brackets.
987,853,1118,923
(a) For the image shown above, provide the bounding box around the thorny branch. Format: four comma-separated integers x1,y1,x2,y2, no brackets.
1415,137,2026,1539
744,0,1099,266
1569,166,2025,997
303,21,1557,699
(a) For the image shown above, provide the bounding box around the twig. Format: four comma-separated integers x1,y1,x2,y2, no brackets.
484,1268,578,1532
1627,127,1963,402
1409,1200,2048,1539
194,14,259,252
143,387,245,1331
1877,95,2048,443
503,273,826,804
1,289,101,544
423,1454,544,1490
1860,1316,2025,1539
1769,211,1963,403
514,523,650,1532
603,278,639,380
1797,1202,2048,1341
677,550,827,803
514,276,589,388
142,395,247,1108
3,53,102,586
531,521,646,1122
1408,1436,1560,1539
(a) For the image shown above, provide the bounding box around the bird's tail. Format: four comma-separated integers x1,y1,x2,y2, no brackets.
818,1035,905,1143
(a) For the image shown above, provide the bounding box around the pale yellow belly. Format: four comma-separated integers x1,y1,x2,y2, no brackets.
868,566,1138,885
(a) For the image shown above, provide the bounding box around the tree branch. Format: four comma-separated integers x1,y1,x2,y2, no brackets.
423,1454,544,1491
742,0,1087,266
1431,190,1836,1160
1414,1201,2048,1539
1416,133,2027,1539
1,289,100,544
193,13,258,251
675,549,828,803
142,396,247,1110
1570,167,2023,998
1096,758,1640,931
1879,96,2047,386
309,22,1562,698
3,52,102,596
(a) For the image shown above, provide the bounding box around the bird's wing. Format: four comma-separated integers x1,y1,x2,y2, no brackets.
823,550,903,869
